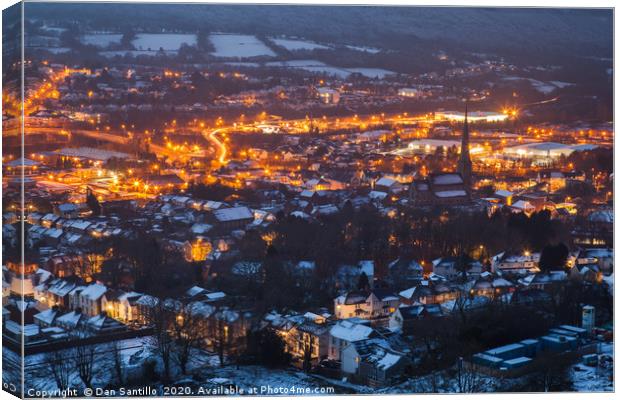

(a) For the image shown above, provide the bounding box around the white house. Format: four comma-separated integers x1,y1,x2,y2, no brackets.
491,252,540,274
78,283,107,316
374,177,404,194
334,290,400,321
328,319,374,361
341,336,412,386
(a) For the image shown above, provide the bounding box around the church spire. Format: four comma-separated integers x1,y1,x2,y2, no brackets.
457,102,472,189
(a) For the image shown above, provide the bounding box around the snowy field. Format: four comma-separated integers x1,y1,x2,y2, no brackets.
81,34,123,48
132,34,196,51
346,67,396,79
228,59,397,79
99,50,178,58
40,26,67,35
502,76,574,94
209,34,276,58
270,37,330,51
345,45,381,54
46,47,71,54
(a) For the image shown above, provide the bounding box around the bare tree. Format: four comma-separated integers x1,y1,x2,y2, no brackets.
146,298,175,383
170,304,206,375
45,349,73,391
456,358,484,393
73,331,97,389
110,340,125,386
215,317,227,367
527,351,575,392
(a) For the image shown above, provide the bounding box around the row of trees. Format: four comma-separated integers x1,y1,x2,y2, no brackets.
44,332,125,390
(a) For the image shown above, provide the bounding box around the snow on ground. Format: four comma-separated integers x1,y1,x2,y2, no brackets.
266,59,328,67
224,62,261,68
570,343,614,392
4,336,154,394
345,45,381,54
296,66,352,78
81,34,123,48
270,37,330,51
209,34,276,58
550,80,575,88
265,60,350,78
258,60,395,78
346,67,396,78
132,34,196,51
34,47,71,54
99,50,177,58
198,365,348,395
502,76,575,94
40,26,67,35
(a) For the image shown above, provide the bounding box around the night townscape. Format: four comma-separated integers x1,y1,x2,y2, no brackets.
1,3,614,397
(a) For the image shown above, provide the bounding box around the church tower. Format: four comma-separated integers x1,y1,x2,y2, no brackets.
457,103,473,189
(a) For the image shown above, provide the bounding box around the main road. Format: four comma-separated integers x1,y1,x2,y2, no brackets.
202,128,228,165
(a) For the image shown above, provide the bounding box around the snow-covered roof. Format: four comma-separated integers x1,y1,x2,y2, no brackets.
485,343,524,356
432,174,463,185
503,356,532,365
205,291,226,301
375,177,397,187
375,352,402,370
290,211,311,219
214,206,254,222
56,311,83,328
80,283,107,301
511,200,535,210
495,190,513,197
33,309,58,325
368,191,388,200
434,190,467,198
136,294,159,307
5,321,40,337
48,280,77,297
186,286,207,297
190,223,213,235
329,320,373,342
398,287,420,300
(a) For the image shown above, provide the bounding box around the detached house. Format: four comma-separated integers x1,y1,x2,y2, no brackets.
398,280,459,305
213,206,254,230
388,304,443,335
469,273,516,298
334,290,400,323
328,319,375,361
283,312,331,365
373,177,404,194
432,256,483,280
341,337,412,386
